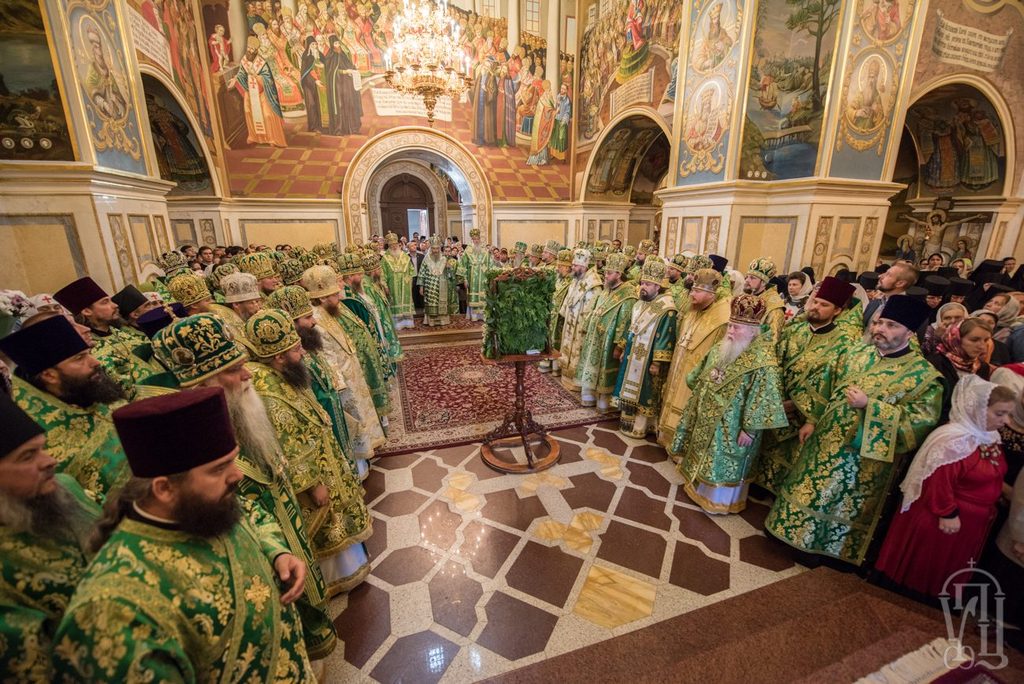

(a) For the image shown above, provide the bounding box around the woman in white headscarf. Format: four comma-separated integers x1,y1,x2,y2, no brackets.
783,271,813,320
875,375,1014,597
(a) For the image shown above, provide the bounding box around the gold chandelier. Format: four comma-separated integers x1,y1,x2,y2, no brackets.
384,0,471,125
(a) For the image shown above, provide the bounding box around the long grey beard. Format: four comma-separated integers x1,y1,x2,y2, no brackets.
0,483,91,550
225,383,287,477
716,336,753,370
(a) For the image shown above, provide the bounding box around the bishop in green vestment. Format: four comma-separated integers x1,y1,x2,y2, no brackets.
419,239,458,327
742,257,787,344
381,234,416,329
540,249,574,376
457,229,497,321
765,295,943,564
756,277,859,494
0,316,130,503
360,251,404,364
0,394,99,682
576,253,637,410
671,295,788,514
559,249,603,392
52,388,314,682
613,259,678,437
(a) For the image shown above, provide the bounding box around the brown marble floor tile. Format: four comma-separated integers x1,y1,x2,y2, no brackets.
369,630,459,683
555,438,583,464
374,490,429,517
668,540,731,595
365,515,388,558
428,560,484,637
614,486,672,531
432,443,478,467
334,582,391,668
738,500,772,530
374,452,422,470
363,468,386,505
562,472,617,513
672,505,731,557
596,519,667,579
476,591,559,661
505,541,584,608
462,452,506,480
591,428,628,454
739,534,797,572
412,458,449,492
629,443,668,464
479,489,547,531
625,461,671,498
419,500,463,550
372,546,439,585
456,521,520,578
554,425,591,444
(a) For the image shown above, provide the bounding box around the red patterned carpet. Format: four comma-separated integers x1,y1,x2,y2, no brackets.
396,313,483,335
377,340,606,456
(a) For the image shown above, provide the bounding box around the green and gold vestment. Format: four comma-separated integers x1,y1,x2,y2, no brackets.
558,270,603,391
577,281,637,398
548,272,573,351
361,280,403,364
613,292,677,437
456,245,497,311
317,303,392,417
418,253,456,323
381,250,416,320
89,326,162,399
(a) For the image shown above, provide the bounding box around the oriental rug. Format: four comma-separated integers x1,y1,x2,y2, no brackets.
376,340,606,456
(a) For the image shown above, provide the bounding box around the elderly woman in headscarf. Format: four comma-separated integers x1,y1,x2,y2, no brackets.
875,376,1014,598
971,309,1012,366
783,271,813,320
991,294,1024,344
927,318,995,423
922,302,968,355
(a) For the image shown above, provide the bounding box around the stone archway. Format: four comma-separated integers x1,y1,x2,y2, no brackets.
342,127,492,244
367,160,448,238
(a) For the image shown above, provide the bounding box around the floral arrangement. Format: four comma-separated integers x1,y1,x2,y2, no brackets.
0,289,30,338
482,267,555,359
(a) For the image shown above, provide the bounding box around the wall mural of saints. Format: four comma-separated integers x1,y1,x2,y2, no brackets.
738,0,841,181
67,0,146,175
142,76,213,195
0,0,74,160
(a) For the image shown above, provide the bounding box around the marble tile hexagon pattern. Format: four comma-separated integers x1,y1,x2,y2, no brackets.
327,421,806,682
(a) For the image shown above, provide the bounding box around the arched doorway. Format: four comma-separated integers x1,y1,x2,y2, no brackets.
367,160,449,240
140,74,215,197
379,174,435,239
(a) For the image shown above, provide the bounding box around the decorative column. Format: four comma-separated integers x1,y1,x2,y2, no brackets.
545,0,560,92
506,0,519,51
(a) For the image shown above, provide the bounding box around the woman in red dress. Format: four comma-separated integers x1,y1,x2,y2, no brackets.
876,375,1014,597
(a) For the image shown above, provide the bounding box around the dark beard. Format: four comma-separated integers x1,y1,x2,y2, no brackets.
281,357,312,389
0,484,89,545
640,289,658,302
173,485,241,537
59,368,126,407
296,325,323,353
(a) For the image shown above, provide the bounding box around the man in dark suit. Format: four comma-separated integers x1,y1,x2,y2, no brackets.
863,261,920,329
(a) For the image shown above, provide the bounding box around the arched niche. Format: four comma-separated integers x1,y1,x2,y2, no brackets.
582,110,671,202
367,160,448,238
140,73,218,197
343,127,491,244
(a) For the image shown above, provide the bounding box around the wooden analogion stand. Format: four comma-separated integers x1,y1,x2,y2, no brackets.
479,351,561,474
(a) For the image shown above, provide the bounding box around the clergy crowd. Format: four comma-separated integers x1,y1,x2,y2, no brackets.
1,232,1023,678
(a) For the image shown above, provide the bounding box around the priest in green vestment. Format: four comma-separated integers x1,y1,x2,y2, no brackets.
217,271,268,355
238,251,284,297
302,264,392,435
0,394,99,681
360,251,404,365
457,228,497,321
614,258,678,437
540,248,573,376
419,236,458,327
658,268,731,452
336,253,397,379
559,248,603,392
576,253,638,410
381,233,416,329
765,295,943,565
154,314,338,660
671,294,789,514
755,277,859,494
625,239,657,281
53,277,163,399
0,315,129,502
742,257,787,344
665,254,691,311
53,388,314,681
245,310,372,595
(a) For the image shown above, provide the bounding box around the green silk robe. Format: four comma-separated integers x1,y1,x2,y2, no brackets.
671,333,788,513
457,245,496,310
418,254,456,321
0,475,97,682
342,290,394,379
613,292,677,436
89,326,162,399
208,302,259,356
248,362,371,594
548,273,572,351
381,250,416,319
319,303,392,417
12,378,128,504
236,451,336,660
755,320,856,494
52,503,313,681
558,270,603,391
577,282,637,397
765,344,943,564
758,288,787,345
305,350,355,470
363,280,403,364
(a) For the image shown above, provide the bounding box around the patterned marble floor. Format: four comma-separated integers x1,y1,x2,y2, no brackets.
323,421,806,682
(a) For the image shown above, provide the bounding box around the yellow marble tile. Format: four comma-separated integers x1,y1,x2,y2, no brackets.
584,447,623,480
518,471,570,495
573,564,657,629
535,520,568,542
561,526,594,553
447,471,475,491
444,486,482,513
570,511,604,533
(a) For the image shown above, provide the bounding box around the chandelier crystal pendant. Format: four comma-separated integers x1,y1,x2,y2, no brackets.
384,0,472,126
